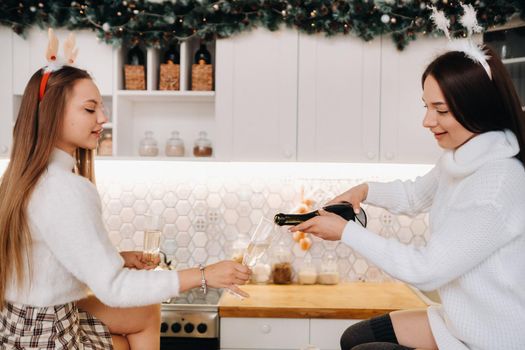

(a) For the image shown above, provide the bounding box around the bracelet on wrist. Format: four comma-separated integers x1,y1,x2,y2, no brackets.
198,264,207,295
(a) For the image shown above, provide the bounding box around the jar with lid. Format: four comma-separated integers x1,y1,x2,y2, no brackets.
165,131,185,157
97,132,112,156
193,131,213,157
139,131,159,157
298,256,317,285
271,241,293,284
231,233,249,264
318,253,339,285
251,262,271,284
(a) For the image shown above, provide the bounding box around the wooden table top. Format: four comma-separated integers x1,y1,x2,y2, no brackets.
219,282,428,319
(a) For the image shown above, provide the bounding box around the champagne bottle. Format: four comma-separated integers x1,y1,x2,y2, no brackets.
127,45,145,65
274,202,367,227
194,42,211,65
164,44,180,64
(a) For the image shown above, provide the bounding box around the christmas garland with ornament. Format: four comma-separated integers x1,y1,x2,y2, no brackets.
1,0,524,50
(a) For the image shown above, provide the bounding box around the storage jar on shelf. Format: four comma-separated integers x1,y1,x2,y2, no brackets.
139,131,159,157
193,131,213,157
165,131,185,157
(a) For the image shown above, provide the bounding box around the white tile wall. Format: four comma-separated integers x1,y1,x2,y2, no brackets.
92,160,433,283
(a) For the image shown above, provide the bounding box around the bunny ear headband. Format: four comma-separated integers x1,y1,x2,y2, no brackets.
39,28,79,101
429,3,492,80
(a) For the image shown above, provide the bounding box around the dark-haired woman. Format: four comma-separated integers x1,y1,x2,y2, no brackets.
291,47,525,350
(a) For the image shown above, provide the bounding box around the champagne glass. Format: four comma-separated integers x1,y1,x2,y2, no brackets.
242,217,274,268
227,217,275,298
143,214,163,266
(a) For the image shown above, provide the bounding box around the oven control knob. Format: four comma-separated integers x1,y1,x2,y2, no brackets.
184,323,195,333
160,322,169,333
197,323,208,333
171,322,182,333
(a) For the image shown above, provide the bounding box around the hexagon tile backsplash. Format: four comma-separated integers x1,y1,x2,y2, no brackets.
94,161,432,283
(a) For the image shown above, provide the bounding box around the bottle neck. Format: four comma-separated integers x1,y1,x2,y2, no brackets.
274,211,319,226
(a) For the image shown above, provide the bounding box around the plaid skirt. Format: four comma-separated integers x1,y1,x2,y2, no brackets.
0,301,113,350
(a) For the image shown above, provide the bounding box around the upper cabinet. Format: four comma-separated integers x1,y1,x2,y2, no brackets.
13,29,114,96
297,34,381,162
0,27,13,157
379,36,445,164
215,28,299,161
4,27,451,163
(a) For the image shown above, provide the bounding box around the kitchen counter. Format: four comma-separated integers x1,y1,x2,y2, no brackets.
219,282,428,319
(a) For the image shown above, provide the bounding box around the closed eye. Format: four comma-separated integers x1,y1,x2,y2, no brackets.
85,109,95,113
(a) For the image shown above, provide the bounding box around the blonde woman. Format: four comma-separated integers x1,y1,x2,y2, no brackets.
0,64,250,349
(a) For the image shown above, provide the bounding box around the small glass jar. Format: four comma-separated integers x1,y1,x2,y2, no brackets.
97,132,112,156
251,262,271,284
231,233,249,264
298,256,317,285
193,131,213,157
165,131,185,157
318,253,339,285
271,241,293,284
139,131,159,157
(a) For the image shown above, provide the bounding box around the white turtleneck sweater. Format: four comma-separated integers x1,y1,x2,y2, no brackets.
342,130,525,349
5,148,180,308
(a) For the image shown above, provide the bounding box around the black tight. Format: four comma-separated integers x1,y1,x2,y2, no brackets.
340,314,414,350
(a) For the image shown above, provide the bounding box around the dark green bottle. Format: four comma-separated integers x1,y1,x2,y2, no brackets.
274,202,367,227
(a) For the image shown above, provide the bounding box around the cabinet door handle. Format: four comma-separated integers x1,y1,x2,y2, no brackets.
260,323,272,334
366,151,376,160
385,152,395,160
0,145,8,155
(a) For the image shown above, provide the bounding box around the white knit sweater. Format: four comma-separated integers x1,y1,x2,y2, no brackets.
342,130,525,350
5,148,180,307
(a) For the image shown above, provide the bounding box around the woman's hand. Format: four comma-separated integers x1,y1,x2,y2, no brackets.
205,261,252,297
290,210,347,241
120,251,160,270
327,183,369,214
205,261,251,286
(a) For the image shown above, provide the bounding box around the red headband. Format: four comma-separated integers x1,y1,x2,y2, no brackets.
39,71,52,101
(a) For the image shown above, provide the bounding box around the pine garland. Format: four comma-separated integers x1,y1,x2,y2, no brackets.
0,0,523,51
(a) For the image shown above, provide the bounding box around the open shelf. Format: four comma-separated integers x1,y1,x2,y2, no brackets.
116,90,215,102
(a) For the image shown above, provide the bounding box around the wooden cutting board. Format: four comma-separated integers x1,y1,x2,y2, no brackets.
219,283,428,319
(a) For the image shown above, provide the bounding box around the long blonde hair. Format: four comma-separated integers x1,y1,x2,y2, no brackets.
0,66,95,309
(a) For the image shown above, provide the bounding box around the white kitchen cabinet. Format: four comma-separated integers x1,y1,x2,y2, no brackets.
220,317,362,350
379,36,446,164
12,28,114,96
0,27,13,158
297,34,381,162
309,319,360,350
297,33,443,164
215,28,298,161
221,317,309,349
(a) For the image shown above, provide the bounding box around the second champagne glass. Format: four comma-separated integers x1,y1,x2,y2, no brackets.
227,217,275,299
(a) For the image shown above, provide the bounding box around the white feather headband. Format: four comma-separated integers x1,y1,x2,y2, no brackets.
429,3,492,80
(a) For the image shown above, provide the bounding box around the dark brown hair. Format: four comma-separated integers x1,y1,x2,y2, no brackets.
422,46,525,165
0,66,94,309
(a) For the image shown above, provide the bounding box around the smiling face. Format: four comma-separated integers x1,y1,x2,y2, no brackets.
422,75,476,150
55,78,109,155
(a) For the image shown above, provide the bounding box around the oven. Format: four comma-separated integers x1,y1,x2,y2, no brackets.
160,289,221,350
